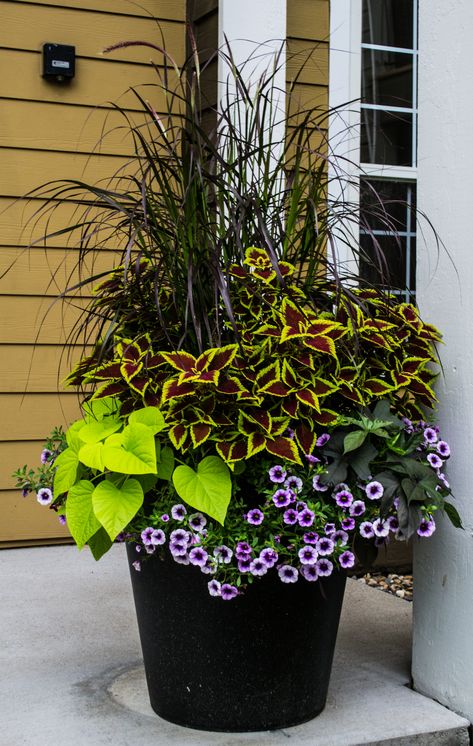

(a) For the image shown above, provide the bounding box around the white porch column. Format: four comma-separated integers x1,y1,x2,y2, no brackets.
413,0,473,721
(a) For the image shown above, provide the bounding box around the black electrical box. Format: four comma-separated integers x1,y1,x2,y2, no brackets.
42,43,75,81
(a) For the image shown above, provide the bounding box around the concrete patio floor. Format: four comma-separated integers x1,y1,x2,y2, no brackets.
0,544,469,746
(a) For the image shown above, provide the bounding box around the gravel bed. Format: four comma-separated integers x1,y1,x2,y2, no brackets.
352,571,413,601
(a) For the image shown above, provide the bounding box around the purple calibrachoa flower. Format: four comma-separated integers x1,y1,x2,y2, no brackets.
316,558,333,577
332,529,349,546
188,513,207,532
278,565,299,584
298,508,315,527
365,481,384,501
58,515,66,526
438,473,450,489
417,517,436,537
305,454,320,465
269,465,287,483
40,449,52,464
312,474,329,492
316,537,335,556
221,583,239,600
424,427,438,444
359,521,375,539
214,545,233,564
335,490,354,508
36,487,53,505
300,564,319,582
172,553,190,565
285,475,303,493
141,527,157,546
132,560,141,572
324,523,336,535
170,528,190,544
142,527,165,547
316,433,330,447
235,541,252,557
283,508,298,525
171,504,187,521
170,541,187,557
372,518,390,538
237,556,252,573
247,508,264,525
160,514,170,523
298,545,319,565
303,531,319,544
427,453,443,470
249,558,268,576
386,516,399,532
350,500,366,517
341,517,356,532
437,441,450,458
200,558,217,575
402,417,413,432
272,489,292,508
260,548,278,567
21,487,29,498
339,551,355,569
208,579,221,597
189,547,209,567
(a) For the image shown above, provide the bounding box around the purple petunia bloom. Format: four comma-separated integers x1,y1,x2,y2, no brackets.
349,500,366,517
283,508,299,525
36,487,53,506
160,514,170,523
312,474,329,492
365,481,384,500
305,454,320,465
303,531,319,545
260,547,279,567
278,565,299,584
238,556,252,573
341,517,356,532
208,579,221,597
272,488,292,508
188,513,207,532
298,545,319,565
424,427,438,444
141,527,157,546
316,537,335,556
427,453,443,470
269,465,287,483
132,560,141,572
41,448,52,464
417,517,436,537
300,564,319,582
402,416,413,432
285,475,303,493
316,558,333,577
335,489,354,508
170,528,190,544
316,433,331,447
247,509,264,525
173,553,190,565
249,558,268,576
200,557,217,575
359,521,375,539
58,515,67,526
437,441,451,458
324,523,336,535
332,529,349,546
171,504,187,521
221,584,239,600
298,508,315,527
144,544,155,555
386,516,399,532
372,518,390,538
21,487,29,498
235,541,252,557
438,472,450,489
169,541,188,557
214,545,233,564
189,547,209,567
339,550,355,569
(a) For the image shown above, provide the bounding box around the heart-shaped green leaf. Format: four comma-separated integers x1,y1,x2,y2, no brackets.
79,415,122,444
103,423,157,474
66,480,101,550
172,455,231,525
78,442,105,471
83,397,119,422
129,407,166,434
87,526,113,560
157,446,175,480
92,478,144,540
53,439,81,496
344,430,368,454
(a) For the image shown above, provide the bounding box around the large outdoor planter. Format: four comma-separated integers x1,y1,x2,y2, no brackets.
126,544,347,732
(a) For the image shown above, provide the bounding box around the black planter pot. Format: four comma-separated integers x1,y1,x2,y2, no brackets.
126,545,346,732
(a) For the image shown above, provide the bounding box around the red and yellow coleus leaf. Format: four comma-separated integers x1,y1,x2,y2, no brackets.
161,351,196,373
295,425,318,455
266,436,302,464
161,378,195,403
168,423,187,450
295,389,321,411
190,423,212,448
243,246,272,270
216,440,249,463
363,378,394,396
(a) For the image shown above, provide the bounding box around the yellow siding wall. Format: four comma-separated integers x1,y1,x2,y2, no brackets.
0,0,185,544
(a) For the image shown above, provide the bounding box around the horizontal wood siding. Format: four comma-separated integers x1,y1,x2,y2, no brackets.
0,0,185,543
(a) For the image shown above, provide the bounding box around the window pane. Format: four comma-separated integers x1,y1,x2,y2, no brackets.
360,180,412,232
362,0,414,49
361,109,413,166
362,49,413,108
360,234,408,290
